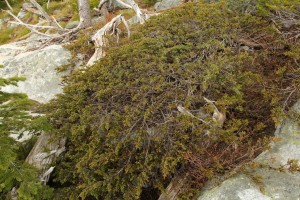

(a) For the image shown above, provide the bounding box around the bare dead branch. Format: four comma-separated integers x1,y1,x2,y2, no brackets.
203,97,226,127
6,10,59,38
98,0,108,9
22,2,42,15
127,0,149,24
98,0,148,24
51,16,64,30
177,104,210,125
8,21,59,30
4,0,13,11
47,0,51,9
29,0,53,22
29,0,63,31
87,15,130,66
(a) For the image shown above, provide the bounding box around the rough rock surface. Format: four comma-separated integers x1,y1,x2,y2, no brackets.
0,35,71,186
0,35,71,103
154,0,183,12
198,100,300,200
127,16,140,25
65,20,80,29
92,16,106,25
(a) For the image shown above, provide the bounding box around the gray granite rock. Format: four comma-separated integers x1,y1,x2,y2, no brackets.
127,14,157,25
251,168,300,200
92,16,106,25
127,16,139,25
65,21,80,29
0,39,71,103
154,0,183,12
198,175,270,200
113,0,133,9
255,140,300,169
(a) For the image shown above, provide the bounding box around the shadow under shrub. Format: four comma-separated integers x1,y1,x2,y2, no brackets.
47,1,300,199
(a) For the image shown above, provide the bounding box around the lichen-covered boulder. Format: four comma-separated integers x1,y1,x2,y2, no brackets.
154,0,183,12
198,175,271,200
0,38,71,103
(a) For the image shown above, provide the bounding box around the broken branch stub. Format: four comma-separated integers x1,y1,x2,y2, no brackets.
203,97,226,127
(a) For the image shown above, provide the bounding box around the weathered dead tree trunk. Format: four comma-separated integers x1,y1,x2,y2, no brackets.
26,133,66,184
87,14,130,66
78,0,92,28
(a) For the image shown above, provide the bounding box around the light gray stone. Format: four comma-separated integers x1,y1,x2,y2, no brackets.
65,21,80,29
154,0,183,12
198,175,270,200
127,13,158,25
92,16,106,25
251,168,300,200
198,168,300,200
127,16,139,25
113,0,133,9
292,99,300,113
0,41,71,103
255,141,300,169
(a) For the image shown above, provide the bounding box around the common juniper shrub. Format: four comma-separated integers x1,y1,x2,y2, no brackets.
48,1,300,199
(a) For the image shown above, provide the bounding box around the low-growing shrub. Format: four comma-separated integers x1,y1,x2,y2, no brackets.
47,1,300,199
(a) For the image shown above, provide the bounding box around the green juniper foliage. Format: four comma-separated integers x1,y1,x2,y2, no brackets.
47,0,300,199
0,65,53,199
